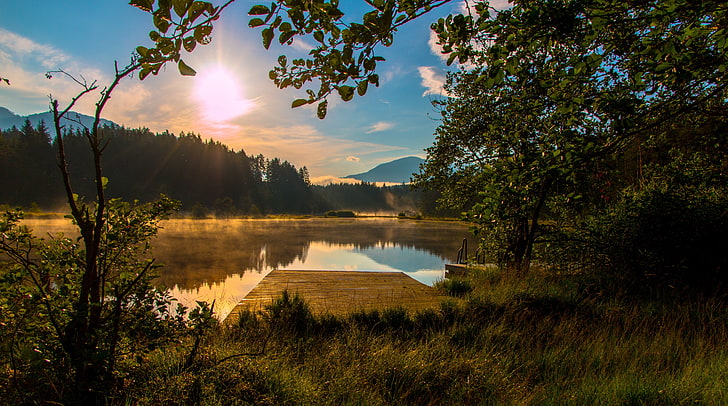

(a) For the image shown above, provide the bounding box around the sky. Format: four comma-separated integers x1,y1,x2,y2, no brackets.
0,1,507,183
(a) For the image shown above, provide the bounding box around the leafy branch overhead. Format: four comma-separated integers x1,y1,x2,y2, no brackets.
129,0,235,79
248,0,452,118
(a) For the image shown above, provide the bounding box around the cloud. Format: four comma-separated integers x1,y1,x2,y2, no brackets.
418,66,446,97
346,156,360,162
364,121,394,134
428,30,449,64
0,28,109,116
0,28,70,69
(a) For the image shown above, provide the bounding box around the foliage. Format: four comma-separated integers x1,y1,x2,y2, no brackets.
263,290,315,336
247,0,452,118
414,0,728,273
129,0,235,80
568,151,728,297
434,0,728,138
0,198,194,404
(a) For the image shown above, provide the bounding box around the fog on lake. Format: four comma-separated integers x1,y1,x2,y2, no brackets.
22,217,472,319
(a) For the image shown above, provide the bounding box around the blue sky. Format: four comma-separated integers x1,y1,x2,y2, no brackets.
0,1,504,182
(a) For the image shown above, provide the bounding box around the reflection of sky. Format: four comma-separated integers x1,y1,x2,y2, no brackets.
175,241,448,320
21,218,459,321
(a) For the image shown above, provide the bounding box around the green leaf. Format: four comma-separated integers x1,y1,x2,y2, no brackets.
183,36,196,52
317,100,328,119
194,25,212,44
249,18,265,28
101,177,109,189
136,46,150,58
279,30,296,44
178,59,197,76
314,30,324,43
262,28,274,49
248,4,270,15
357,80,368,96
173,0,191,17
292,98,308,108
129,0,154,12
187,1,208,23
337,85,355,101
153,14,171,34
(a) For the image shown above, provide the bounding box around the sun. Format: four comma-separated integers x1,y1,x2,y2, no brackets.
193,65,254,122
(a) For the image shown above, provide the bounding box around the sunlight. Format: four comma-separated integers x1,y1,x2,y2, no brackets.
193,65,254,122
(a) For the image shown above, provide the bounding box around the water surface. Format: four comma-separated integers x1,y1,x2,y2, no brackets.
22,217,471,319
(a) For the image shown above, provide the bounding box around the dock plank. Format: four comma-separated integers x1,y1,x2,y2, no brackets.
224,270,446,324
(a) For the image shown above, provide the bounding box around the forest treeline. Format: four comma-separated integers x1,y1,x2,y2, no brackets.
0,120,445,216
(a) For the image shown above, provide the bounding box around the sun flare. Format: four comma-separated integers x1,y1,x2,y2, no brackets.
194,66,254,122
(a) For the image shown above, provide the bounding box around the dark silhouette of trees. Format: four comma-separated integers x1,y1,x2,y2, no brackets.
1,125,436,216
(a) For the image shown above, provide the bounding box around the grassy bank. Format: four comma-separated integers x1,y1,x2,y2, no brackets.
119,267,726,405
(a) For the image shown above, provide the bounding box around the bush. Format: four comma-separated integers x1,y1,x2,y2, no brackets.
264,290,315,336
435,277,474,297
582,184,728,297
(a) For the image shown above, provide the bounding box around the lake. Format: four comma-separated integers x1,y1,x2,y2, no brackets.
21,217,472,319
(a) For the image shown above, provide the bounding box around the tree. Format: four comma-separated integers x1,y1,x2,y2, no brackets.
432,0,728,154
1,2,228,403
416,61,608,270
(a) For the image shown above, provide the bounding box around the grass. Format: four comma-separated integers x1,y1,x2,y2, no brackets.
111,268,728,404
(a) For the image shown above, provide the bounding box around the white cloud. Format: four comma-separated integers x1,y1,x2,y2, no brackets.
418,66,446,97
0,28,70,69
0,28,112,116
428,30,448,64
364,121,394,134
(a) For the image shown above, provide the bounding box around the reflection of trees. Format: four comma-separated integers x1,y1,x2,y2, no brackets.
153,219,470,289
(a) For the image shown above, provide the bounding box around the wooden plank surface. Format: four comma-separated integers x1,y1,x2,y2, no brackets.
224,270,445,324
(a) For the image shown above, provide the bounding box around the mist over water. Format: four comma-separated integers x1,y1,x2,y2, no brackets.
22,217,472,319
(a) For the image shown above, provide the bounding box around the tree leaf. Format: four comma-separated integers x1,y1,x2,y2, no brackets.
262,28,274,49
248,4,270,15
173,0,191,17
178,59,197,76
129,0,154,12
357,80,368,96
292,99,308,108
337,85,355,101
317,100,328,119
249,18,265,28
279,30,296,44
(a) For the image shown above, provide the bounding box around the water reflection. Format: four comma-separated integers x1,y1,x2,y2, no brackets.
22,217,471,319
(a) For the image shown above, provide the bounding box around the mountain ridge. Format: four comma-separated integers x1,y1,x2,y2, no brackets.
345,156,424,184
0,106,117,134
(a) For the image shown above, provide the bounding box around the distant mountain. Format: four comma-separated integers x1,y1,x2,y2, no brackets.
345,156,425,184
0,106,117,135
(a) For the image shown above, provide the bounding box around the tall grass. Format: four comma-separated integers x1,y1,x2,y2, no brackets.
116,268,726,405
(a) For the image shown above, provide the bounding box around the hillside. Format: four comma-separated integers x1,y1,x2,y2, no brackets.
345,156,424,183
0,106,117,134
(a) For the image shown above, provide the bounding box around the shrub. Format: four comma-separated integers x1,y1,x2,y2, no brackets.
435,277,474,297
264,290,315,336
581,184,728,297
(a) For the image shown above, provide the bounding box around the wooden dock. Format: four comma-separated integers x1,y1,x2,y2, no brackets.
224,270,446,324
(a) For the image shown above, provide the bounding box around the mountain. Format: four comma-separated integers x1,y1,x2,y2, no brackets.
345,156,425,184
0,106,117,135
